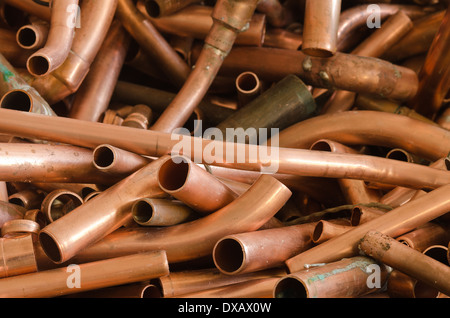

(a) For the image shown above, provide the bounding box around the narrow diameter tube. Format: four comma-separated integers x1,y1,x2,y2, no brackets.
132,198,197,226
16,19,49,50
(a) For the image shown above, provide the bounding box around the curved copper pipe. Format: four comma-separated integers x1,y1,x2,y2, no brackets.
30,0,118,105
68,21,130,122
16,18,49,50
117,0,190,88
41,189,83,223
38,156,169,264
387,269,440,298
274,256,389,298
1,219,40,238
0,251,169,298
285,183,450,273
150,0,260,133
0,201,26,228
2,0,51,21
359,231,450,296
65,174,291,264
143,0,202,17
396,223,450,252
132,198,197,226
311,219,352,245
213,223,315,275
302,0,341,57
0,234,37,278
27,0,79,77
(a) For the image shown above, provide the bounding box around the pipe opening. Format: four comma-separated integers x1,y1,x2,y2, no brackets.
93,146,115,169
414,281,440,298
39,231,62,263
141,285,162,298
27,55,50,76
145,0,161,18
81,186,97,198
423,246,449,265
386,149,409,162
17,27,38,48
274,277,308,298
399,239,411,247
0,90,32,112
133,200,154,224
158,157,189,191
312,221,324,242
310,140,332,152
236,72,259,93
445,158,450,171
9,197,25,207
350,207,362,226
213,238,245,274
45,192,83,223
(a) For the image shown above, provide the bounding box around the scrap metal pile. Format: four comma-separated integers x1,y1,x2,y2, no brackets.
0,0,449,298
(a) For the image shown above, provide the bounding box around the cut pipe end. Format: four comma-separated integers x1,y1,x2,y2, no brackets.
212,237,246,275
157,156,190,192
0,90,33,112
145,0,161,18
17,26,39,49
27,54,51,77
273,276,308,298
236,71,260,94
39,231,63,264
93,145,116,170
132,199,155,225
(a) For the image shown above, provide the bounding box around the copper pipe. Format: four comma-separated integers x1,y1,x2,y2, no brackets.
275,110,450,161
145,4,266,47
38,156,169,264
150,0,261,133
423,244,449,266
92,144,151,177
0,234,37,278
350,205,386,226
66,174,291,264
263,28,302,50
409,5,450,119
302,0,341,57
26,0,79,77
256,0,289,28
274,256,389,298
437,107,450,130
23,209,47,229
68,21,130,122
311,219,353,244
117,0,190,88
0,181,8,202
0,250,169,298
213,222,315,275
285,183,450,273
0,29,34,67
31,183,102,200
387,269,440,298
122,104,153,129
386,148,422,164
382,10,446,62
157,155,238,215
2,0,51,21
359,231,450,296
29,0,118,105
41,189,83,223
63,282,162,298
396,223,450,252
143,0,202,17
132,198,197,226
169,35,194,62
1,219,40,238
156,267,285,297
83,191,102,203
8,189,45,210
0,201,26,228
0,53,56,116
16,18,49,50
235,71,262,108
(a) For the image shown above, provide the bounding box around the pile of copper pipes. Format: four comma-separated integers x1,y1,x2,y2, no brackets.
0,0,449,299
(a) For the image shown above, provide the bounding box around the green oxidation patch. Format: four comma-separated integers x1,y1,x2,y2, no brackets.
306,259,372,284
393,66,402,79
0,63,14,82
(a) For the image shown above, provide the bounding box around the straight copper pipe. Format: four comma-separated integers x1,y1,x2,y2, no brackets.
274,256,388,298
144,0,202,17
0,251,169,298
117,0,190,88
285,184,450,273
213,223,316,275
2,0,51,21
396,222,450,252
350,205,386,226
16,18,49,50
359,231,450,296
38,156,169,264
0,29,34,67
311,219,353,244
8,189,45,210
302,0,341,57
27,0,79,77
132,198,197,226
387,269,441,298
68,21,130,122
40,189,83,223
0,234,37,278
235,71,262,108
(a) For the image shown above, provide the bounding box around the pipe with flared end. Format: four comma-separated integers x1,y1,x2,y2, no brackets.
64,174,292,264
151,0,261,133
274,256,389,298
132,198,198,226
359,231,450,296
0,250,169,298
285,183,450,274
301,0,341,57
1,219,40,238
16,18,49,50
0,234,37,278
38,156,170,264
213,222,315,275
27,0,79,77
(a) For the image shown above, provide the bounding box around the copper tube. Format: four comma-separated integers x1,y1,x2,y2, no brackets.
29,0,118,105
423,244,449,266
0,181,8,202
92,144,151,177
38,156,169,264
41,189,83,223
0,29,34,67
396,223,450,252
382,10,446,62
263,28,302,50
302,0,341,57
31,183,102,200
235,71,262,108
350,205,386,226
63,282,162,298
122,104,153,129
68,21,130,122
145,4,266,47
0,201,26,228
143,0,202,17
213,223,315,275
359,231,450,296
157,155,238,215
83,191,102,203
66,174,291,264
150,0,260,133
0,250,169,298
256,0,289,28
274,256,389,298
117,0,190,88
1,110,450,191
8,189,45,210
1,219,40,238
2,0,51,21
0,53,56,116
132,198,197,226
437,107,450,130
276,110,450,161
387,269,440,298
0,234,37,278
410,5,450,119
386,148,422,164
169,35,194,62
285,183,450,273
26,0,79,77
23,209,47,229
16,19,49,50
311,219,353,244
